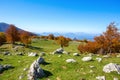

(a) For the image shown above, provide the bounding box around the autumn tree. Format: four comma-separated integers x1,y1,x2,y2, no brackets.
48,34,55,40
5,24,19,44
78,41,100,54
78,22,120,54
95,23,120,54
20,31,31,47
0,32,6,45
55,36,70,48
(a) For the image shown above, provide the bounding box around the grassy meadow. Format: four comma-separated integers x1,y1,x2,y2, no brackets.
0,39,120,80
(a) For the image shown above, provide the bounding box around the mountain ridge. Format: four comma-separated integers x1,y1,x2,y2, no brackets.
0,22,36,36
38,32,100,40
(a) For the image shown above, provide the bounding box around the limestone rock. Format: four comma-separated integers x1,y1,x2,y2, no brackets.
3,51,10,55
63,51,69,54
96,76,105,80
56,48,64,53
73,53,79,56
3,64,13,70
89,65,95,68
66,59,76,63
58,55,62,57
0,65,3,73
103,63,120,74
82,57,92,62
87,53,94,57
113,77,118,80
52,48,64,54
0,64,13,73
103,55,110,58
96,57,102,62
28,52,38,56
116,54,120,58
36,57,45,64
28,61,45,80
19,75,24,80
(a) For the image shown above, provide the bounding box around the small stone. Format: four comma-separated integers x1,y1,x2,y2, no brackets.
63,51,69,54
73,53,80,56
66,59,76,63
3,64,13,69
96,76,105,80
103,55,110,58
19,75,24,80
58,55,62,57
3,51,10,55
116,54,120,58
113,77,118,80
56,77,61,80
28,52,38,56
96,57,102,62
52,48,64,54
89,70,93,73
89,65,95,68
23,68,28,71
87,53,94,56
82,57,92,62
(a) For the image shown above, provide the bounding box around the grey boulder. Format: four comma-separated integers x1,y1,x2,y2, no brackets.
103,63,120,74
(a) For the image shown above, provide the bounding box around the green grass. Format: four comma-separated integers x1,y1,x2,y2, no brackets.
0,39,120,80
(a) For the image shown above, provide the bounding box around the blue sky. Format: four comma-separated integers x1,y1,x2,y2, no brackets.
0,0,120,33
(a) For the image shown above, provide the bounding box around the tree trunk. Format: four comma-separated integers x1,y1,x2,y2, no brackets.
61,44,63,48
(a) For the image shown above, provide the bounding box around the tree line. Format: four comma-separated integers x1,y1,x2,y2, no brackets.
0,24,33,47
0,24,71,48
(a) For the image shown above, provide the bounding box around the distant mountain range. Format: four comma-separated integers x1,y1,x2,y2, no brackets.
38,32,100,40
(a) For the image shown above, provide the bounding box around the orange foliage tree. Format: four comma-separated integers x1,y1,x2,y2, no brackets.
0,32,6,45
20,31,31,47
55,36,70,48
78,23,120,54
5,24,19,44
48,34,55,40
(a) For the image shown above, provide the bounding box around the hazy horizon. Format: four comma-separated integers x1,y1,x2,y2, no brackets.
0,0,120,33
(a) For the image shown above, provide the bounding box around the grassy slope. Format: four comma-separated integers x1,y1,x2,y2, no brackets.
0,39,120,80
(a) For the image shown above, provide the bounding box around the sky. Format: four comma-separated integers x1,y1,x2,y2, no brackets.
0,0,120,33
